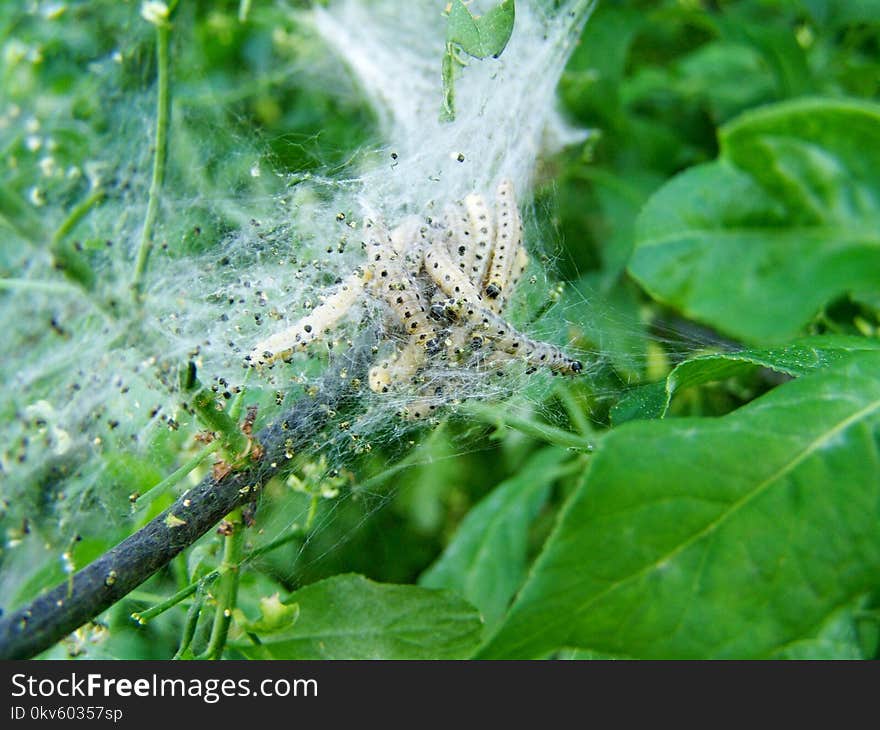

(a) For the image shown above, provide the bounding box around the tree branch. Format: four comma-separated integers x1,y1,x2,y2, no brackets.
0,343,371,660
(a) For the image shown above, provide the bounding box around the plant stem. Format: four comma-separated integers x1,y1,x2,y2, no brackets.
52,186,106,244
127,590,173,604
173,587,205,659
440,43,457,122
192,389,249,457
131,19,171,303
227,368,252,422
202,508,243,660
134,440,221,510
132,573,217,625
305,495,320,530
182,362,250,458
132,522,307,626
49,186,105,292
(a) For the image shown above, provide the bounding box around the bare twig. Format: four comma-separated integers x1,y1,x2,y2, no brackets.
0,343,371,660
131,9,172,302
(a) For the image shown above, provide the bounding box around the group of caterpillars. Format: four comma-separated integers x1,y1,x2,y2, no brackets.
248,179,582,419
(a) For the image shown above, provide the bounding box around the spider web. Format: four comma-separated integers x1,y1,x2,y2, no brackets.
213,0,717,593
0,0,725,655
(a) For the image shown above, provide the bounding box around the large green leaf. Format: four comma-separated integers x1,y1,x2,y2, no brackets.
236,574,482,659
772,603,867,660
611,334,880,423
419,448,567,629
478,352,880,659
628,98,880,343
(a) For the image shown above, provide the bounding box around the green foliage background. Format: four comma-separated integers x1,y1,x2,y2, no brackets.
1,0,879,659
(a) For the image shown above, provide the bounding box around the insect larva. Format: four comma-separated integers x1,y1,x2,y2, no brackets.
401,381,450,420
401,397,439,420
423,227,484,306
484,179,522,313
367,360,393,393
251,177,584,417
511,243,529,289
463,192,494,285
442,195,493,287
442,201,471,273
365,226,436,344
467,307,582,375
368,337,431,394
249,271,365,366
389,215,422,256
421,259,575,374
380,276,434,342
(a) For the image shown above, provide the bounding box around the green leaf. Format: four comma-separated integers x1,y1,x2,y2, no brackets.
557,647,634,660
629,98,880,343
673,42,776,121
236,574,483,659
419,448,567,629
612,335,880,424
479,352,880,658
447,1,482,59
610,380,667,425
773,602,867,660
442,0,516,121
233,593,300,635
447,0,515,60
